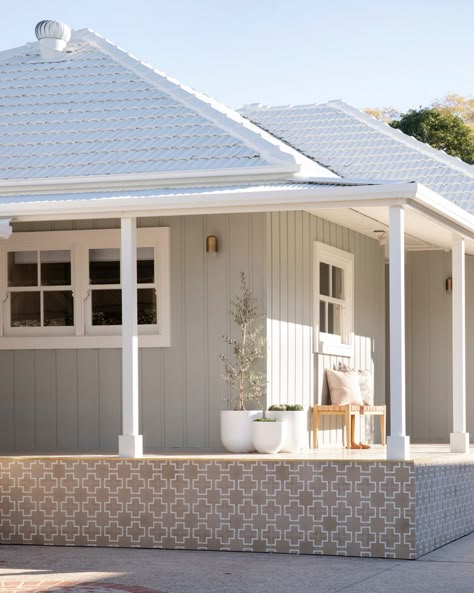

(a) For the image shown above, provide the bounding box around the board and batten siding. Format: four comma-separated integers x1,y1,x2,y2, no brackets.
266,212,386,447
405,251,474,443
0,214,266,452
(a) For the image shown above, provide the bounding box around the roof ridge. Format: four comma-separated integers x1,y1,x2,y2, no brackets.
74,29,333,177
327,100,474,180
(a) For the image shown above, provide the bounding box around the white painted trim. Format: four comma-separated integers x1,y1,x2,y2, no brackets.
313,241,354,357
451,233,469,452
0,228,171,348
388,205,410,460
120,217,141,443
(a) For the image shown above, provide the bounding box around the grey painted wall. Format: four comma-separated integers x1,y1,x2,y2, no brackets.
0,214,266,452
266,212,386,447
405,251,474,443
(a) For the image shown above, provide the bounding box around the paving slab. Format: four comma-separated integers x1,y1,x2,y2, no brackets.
0,537,473,593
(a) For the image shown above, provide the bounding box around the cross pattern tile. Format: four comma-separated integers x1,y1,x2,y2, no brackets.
415,458,474,557
0,458,416,558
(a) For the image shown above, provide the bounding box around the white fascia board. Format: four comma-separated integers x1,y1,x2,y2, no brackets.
0,165,302,196
77,29,313,173
410,183,474,240
1,182,419,221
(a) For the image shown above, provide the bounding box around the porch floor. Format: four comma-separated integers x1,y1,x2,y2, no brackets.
1,443,474,462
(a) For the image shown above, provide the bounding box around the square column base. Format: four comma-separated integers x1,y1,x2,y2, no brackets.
119,434,143,458
450,432,470,453
387,435,410,460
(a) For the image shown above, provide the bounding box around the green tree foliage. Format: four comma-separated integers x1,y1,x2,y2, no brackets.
433,93,474,129
390,107,474,164
220,272,266,411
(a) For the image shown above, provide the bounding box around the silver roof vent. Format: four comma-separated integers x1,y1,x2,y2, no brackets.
35,20,71,59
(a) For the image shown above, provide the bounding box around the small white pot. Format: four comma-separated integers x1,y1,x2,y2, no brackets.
251,420,284,454
266,410,307,452
220,410,262,453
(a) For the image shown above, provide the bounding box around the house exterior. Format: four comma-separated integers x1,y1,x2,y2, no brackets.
240,101,474,446
0,21,472,462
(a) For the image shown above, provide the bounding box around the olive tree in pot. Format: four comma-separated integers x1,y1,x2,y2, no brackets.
220,273,266,453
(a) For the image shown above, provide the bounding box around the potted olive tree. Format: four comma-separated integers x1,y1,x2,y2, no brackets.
220,273,266,453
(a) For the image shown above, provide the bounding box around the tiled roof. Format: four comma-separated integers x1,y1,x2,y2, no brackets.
0,28,316,181
240,101,474,212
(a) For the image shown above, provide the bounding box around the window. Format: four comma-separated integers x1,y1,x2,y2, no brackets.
0,228,170,348
7,250,73,334
313,242,353,356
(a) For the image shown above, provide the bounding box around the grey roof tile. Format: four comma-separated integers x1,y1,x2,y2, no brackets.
240,101,474,212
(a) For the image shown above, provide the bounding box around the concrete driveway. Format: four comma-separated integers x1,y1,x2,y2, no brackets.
0,533,473,593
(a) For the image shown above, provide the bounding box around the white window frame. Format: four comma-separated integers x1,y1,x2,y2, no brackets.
313,241,354,357
0,228,171,349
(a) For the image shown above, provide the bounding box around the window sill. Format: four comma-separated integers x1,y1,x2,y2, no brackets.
0,334,171,350
316,341,353,358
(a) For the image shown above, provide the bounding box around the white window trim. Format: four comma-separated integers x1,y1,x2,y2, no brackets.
0,228,171,349
313,241,354,357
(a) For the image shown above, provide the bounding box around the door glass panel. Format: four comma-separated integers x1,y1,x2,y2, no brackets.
44,291,74,326
8,251,37,287
41,250,71,286
11,292,40,327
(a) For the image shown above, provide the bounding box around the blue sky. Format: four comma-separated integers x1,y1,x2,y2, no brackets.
3,0,474,112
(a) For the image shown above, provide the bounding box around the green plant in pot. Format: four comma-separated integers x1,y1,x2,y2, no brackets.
252,416,284,454
267,403,307,452
220,272,266,453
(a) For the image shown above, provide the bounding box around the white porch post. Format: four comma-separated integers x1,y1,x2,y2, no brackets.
450,233,470,453
118,217,143,457
387,205,410,460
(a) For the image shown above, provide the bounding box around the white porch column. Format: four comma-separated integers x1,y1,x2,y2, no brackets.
118,217,143,458
387,206,410,460
450,233,470,453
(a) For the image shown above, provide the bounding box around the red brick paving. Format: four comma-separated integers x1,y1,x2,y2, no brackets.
0,581,165,593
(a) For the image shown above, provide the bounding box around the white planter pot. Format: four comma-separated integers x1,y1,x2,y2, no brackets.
267,410,307,452
251,420,284,454
220,410,262,453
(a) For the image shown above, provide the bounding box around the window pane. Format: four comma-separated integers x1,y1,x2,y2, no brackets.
332,265,343,299
137,248,154,284
92,290,122,325
328,303,342,336
44,291,74,326
320,262,330,296
41,251,71,286
138,288,156,324
90,249,120,285
319,301,326,333
11,292,40,327
8,251,38,287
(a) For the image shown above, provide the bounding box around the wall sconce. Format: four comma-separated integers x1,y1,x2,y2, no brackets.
446,277,452,293
206,235,218,255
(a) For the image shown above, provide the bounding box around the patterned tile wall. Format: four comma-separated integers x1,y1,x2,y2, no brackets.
415,458,474,557
0,458,416,559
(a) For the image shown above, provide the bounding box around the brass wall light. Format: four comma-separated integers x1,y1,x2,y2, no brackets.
446,277,452,293
206,235,218,255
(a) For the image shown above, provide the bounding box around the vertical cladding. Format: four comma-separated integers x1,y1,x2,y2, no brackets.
0,458,416,559
266,212,386,448
0,214,266,453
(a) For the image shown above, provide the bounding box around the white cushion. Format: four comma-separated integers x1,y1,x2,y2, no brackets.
326,369,364,406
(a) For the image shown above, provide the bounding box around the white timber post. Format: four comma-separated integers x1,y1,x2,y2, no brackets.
387,205,410,460
450,232,469,453
118,217,143,458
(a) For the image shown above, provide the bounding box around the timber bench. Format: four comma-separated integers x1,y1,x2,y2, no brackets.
312,404,386,448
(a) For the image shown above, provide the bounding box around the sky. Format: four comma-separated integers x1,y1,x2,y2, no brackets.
2,0,474,113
